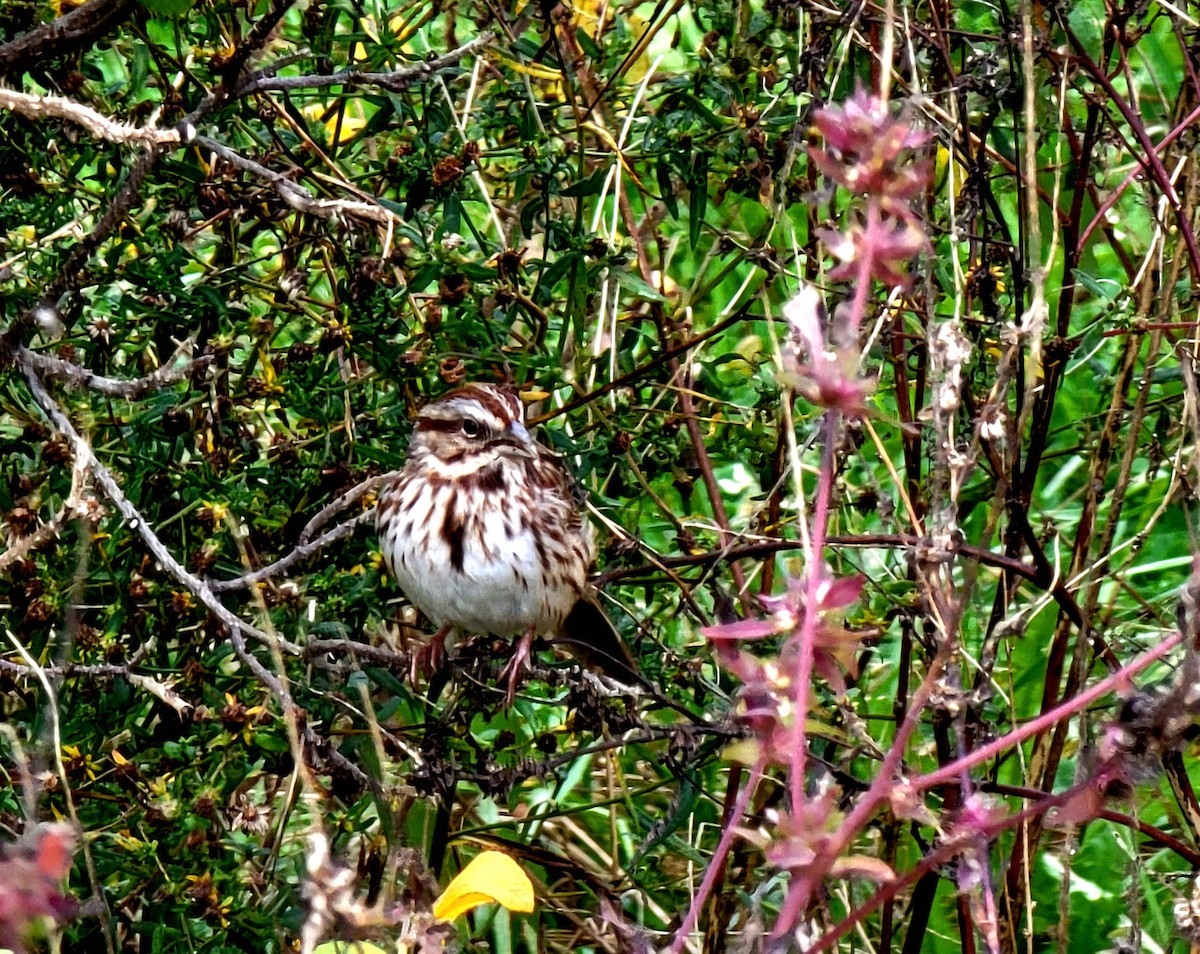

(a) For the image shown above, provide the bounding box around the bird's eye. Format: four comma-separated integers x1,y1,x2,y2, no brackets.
461,419,481,437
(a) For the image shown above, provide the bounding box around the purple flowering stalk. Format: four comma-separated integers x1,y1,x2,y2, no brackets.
671,86,1200,952
775,90,931,941
666,88,935,950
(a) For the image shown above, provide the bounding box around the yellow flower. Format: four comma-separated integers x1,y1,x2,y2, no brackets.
433,850,535,922
61,744,99,781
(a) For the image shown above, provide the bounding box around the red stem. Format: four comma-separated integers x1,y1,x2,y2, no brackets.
664,756,766,954
771,196,883,939
918,630,1181,793
1078,102,1200,251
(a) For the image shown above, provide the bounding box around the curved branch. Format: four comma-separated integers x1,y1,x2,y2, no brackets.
192,134,396,225
298,473,396,546
19,342,211,397
19,363,298,656
0,0,135,77
209,511,374,592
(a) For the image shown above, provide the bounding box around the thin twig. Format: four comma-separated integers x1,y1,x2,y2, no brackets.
19,362,298,656
191,134,396,225
298,473,397,546
0,659,193,716
235,31,497,96
210,510,374,592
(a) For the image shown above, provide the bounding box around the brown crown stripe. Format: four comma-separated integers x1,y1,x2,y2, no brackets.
433,384,519,423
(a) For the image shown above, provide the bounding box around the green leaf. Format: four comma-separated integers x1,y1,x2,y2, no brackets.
520,197,545,239
575,27,602,60
566,254,589,340
612,269,666,302
440,193,462,238
630,775,703,867
561,167,610,198
1072,268,1121,301
657,160,679,219
252,731,290,754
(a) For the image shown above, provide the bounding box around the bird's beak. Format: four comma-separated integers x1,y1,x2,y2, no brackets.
502,420,535,456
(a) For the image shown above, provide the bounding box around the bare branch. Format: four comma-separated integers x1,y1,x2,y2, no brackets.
299,473,396,546
18,359,379,795
20,340,211,397
209,510,375,592
0,658,193,716
0,443,94,573
0,88,181,146
303,638,411,668
5,147,164,350
235,30,496,96
0,510,72,573
0,0,135,76
18,362,299,656
192,134,396,225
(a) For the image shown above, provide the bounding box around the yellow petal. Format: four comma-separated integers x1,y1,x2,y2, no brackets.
325,114,367,143
433,850,535,922
359,14,380,43
490,52,563,82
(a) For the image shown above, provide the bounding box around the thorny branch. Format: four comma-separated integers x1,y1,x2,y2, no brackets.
15,340,212,398
234,30,498,96
0,658,193,717
13,364,376,794
0,88,182,145
0,0,135,76
18,356,378,793
209,510,376,592
191,134,399,226
18,366,298,655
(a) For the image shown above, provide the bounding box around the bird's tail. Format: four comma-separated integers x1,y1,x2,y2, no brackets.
556,597,646,688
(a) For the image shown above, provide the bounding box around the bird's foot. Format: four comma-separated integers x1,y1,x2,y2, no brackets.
498,629,535,706
410,625,451,685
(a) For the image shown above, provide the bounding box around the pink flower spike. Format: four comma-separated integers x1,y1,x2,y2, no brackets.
781,284,874,416
701,617,787,642
816,574,865,610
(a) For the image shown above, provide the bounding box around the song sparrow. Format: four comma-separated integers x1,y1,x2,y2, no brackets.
376,383,639,702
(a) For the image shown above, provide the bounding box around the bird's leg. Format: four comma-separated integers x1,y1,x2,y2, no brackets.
499,627,535,706
411,624,452,685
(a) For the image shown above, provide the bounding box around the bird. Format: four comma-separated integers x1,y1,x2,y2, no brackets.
375,382,641,703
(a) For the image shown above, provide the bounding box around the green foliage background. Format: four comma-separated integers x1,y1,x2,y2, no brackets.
1,0,1199,951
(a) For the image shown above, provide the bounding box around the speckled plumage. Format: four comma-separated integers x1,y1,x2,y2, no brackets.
376,384,637,688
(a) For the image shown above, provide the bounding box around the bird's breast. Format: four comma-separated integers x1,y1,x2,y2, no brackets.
377,469,591,636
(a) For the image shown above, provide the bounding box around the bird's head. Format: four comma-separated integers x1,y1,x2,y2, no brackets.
409,383,535,466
